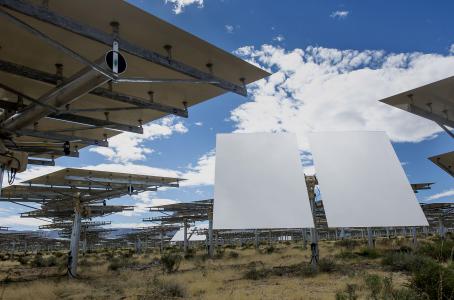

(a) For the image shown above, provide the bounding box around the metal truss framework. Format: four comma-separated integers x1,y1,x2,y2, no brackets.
0,168,182,277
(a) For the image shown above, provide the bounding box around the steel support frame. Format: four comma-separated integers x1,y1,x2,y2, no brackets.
367,227,374,248
208,211,214,257
407,104,454,133
306,175,319,272
183,221,188,254
69,203,82,278
0,0,248,96
64,175,178,187
0,165,4,198
0,59,189,118
15,129,108,147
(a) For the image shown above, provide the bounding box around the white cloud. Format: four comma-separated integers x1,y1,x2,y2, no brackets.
194,121,203,126
330,10,349,19
181,150,215,186
225,25,234,34
165,0,204,14
273,34,285,42
450,44,454,55
426,189,454,201
90,116,187,163
232,45,454,153
0,215,47,228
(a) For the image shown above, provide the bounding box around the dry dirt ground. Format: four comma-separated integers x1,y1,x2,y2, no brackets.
0,239,414,300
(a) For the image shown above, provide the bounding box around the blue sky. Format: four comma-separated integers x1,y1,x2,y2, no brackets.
1,0,453,229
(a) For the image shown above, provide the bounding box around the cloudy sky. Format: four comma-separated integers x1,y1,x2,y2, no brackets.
1,0,453,229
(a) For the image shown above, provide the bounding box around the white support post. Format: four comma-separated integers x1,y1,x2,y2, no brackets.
367,227,374,248
137,238,141,254
411,226,417,246
423,226,428,235
183,221,188,255
0,165,4,198
208,211,214,257
69,200,82,278
306,175,319,272
439,218,446,240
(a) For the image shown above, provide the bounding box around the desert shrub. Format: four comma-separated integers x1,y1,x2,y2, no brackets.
336,283,358,300
224,244,236,249
17,255,28,265
108,257,126,271
356,247,380,259
381,252,432,272
155,280,186,298
161,253,182,273
410,258,454,300
184,248,196,259
362,275,423,300
214,249,224,259
417,239,454,262
336,250,357,260
364,274,382,300
30,254,57,267
264,245,275,254
335,239,360,250
142,277,187,299
318,257,336,273
228,251,239,259
108,257,137,271
244,267,269,280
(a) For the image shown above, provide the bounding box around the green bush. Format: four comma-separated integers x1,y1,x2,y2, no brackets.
381,252,432,272
184,248,196,259
108,257,127,271
143,277,187,299
17,255,28,265
356,247,380,259
244,267,269,280
364,274,382,300
335,239,360,250
264,245,275,254
318,257,336,273
410,258,454,300
161,253,182,273
417,239,454,262
336,250,357,260
30,254,57,268
336,283,358,300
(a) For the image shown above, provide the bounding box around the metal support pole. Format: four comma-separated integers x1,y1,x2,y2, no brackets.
137,238,141,254
367,227,374,248
306,175,319,272
423,226,428,236
208,211,214,257
69,201,82,278
0,165,4,198
159,231,163,253
386,227,390,238
439,218,446,240
254,229,259,249
183,221,188,255
302,229,307,249
82,238,87,254
411,227,417,246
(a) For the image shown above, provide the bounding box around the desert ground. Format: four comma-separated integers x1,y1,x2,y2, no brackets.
0,236,452,300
